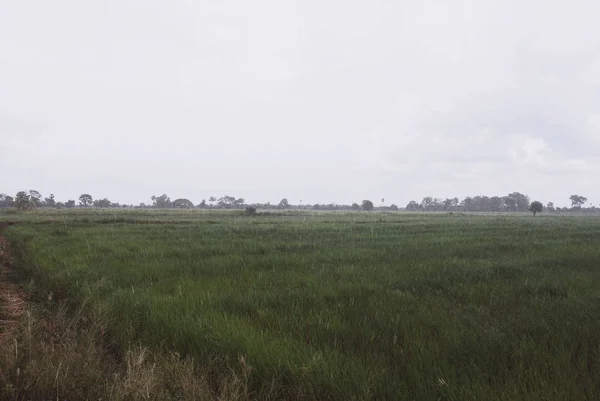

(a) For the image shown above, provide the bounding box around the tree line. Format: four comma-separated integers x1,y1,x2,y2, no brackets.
405,193,590,213
0,190,593,215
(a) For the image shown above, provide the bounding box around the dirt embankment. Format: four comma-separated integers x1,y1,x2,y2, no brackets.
0,232,25,343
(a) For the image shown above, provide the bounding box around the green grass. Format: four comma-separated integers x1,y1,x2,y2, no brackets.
3,209,600,400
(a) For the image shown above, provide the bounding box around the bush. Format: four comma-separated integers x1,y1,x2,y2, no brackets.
245,206,257,216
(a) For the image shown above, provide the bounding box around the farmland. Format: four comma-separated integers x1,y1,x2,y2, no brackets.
2,209,600,400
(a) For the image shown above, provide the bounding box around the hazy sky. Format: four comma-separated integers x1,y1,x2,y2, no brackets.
2,1,599,207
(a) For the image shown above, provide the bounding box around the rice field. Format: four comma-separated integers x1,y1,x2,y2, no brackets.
3,209,600,400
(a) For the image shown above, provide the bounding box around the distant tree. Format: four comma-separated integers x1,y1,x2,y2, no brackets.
208,196,217,206
44,194,56,207
15,191,35,211
547,202,555,212
29,190,42,206
0,194,14,208
461,196,474,212
245,206,257,215
529,201,543,216
351,203,361,211
362,200,374,211
65,200,76,208
217,195,245,209
442,198,454,211
389,204,399,211
507,192,530,212
406,200,421,212
218,195,235,208
79,194,93,207
421,197,434,210
172,198,194,209
151,194,171,208
502,195,517,212
278,198,289,209
569,195,587,208
489,196,503,212
93,198,112,208
198,199,207,208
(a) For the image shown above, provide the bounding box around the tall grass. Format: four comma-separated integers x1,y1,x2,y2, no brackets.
4,211,600,400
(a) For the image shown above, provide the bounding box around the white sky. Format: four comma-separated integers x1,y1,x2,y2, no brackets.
2,0,599,207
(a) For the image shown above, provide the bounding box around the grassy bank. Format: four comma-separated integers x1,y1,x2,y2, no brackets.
2,210,600,399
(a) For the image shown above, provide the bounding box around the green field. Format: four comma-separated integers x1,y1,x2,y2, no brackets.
3,209,600,400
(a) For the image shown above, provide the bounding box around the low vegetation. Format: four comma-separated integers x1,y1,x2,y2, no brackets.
1,209,600,400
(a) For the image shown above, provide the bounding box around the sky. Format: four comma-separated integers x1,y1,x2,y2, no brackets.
1,0,599,207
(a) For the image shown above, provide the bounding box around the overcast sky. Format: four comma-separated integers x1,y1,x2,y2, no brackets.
2,0,599,207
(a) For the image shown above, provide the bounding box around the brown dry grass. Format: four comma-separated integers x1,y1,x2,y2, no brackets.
0,298,266,401
0,235,25,344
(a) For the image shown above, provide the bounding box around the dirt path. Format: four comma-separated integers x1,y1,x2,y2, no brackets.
0,233,25,343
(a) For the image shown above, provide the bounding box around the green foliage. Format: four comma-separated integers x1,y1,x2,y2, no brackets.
151,194,172,208
570,194,587,207
14,191,34,211
218,195,245,209
5,211,600,399
529,200,544,216
0,194,15,208
93,198,112,208
79,193,93,207
278,198,289,209
361,199,374,211
172,198,194,209
43,194,56,207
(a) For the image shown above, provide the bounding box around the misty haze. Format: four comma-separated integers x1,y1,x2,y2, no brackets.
1,1,600,400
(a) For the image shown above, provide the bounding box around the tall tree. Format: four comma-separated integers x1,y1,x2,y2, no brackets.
502,196,517,211
15,191,34,211
79,194,93,207
529,201,543,216
406,200,421,211
421,197,434,210
151,194,171,208
217,195,244,209
507,192,530,212
362,200,374,211
29,190,42,206
0,194,14,208
278,198,289,209
569,195,587,208
489,196,503,212
44,194,56,207
462,197,474,212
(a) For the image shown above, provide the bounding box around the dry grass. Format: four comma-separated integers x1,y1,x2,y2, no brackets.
0,235,25,344
0,299,264,401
